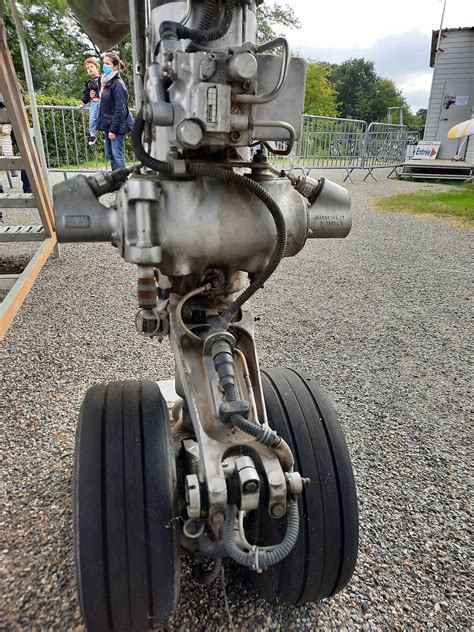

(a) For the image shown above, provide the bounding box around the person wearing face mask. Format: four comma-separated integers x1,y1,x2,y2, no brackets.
96,52,133,170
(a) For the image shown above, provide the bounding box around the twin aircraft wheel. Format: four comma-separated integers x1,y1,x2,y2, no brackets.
248,368,359,603
74,381,180,631
74,371,358,629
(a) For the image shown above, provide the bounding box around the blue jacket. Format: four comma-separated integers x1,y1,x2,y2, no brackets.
97,75,132,135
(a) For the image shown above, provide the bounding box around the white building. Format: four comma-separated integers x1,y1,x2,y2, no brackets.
424,26,474,162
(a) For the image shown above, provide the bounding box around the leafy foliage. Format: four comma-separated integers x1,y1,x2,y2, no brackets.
304,61,339,117
257,1,301,42
329,58,379,120
4,2,423,128
4,0,98,99
328,58,421,127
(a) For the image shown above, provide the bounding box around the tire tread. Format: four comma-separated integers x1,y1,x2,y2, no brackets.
250,368,358,604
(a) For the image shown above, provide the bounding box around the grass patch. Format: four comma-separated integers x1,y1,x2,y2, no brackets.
374,183,474,227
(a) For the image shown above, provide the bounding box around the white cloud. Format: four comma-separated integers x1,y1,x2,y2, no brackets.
282,0,474,49
277,0,474,110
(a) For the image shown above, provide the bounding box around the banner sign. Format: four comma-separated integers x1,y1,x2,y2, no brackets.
412,141,441,160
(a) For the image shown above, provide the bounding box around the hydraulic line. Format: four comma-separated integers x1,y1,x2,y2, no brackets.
234,348,260,425
212,343,295,468
223,502,299,572
212,345,294,468
131,110,172,175
160,0,234,44
176,284,212,341
131,109,288,334
186,0,216,52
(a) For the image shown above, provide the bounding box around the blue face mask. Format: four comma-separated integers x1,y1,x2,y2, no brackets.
102,63,113,75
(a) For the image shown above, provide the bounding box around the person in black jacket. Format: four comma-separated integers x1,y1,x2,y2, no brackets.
81,57,101,145
96,52,133,170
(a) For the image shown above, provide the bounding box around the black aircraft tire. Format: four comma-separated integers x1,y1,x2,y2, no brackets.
248,368,358,604
74,380,180,631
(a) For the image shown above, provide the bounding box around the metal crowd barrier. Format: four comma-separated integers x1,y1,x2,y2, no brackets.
36,105,102,174
290,115,368,181
274,116,408,182
16,107,409,182
362,122,409,180
34,105,135,177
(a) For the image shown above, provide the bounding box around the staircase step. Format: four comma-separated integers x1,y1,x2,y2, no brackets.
0,225,45,242
0,193,36,208
0,274,19,291
0,156,25,170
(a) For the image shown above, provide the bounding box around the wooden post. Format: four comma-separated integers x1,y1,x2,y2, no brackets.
0,11,58,339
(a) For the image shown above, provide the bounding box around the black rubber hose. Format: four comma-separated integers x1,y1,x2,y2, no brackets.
186,0,216,52
231,413,281,449
187,163,287,332
161,0,234,44
131,109,288,332
198,534,227,559
192,558,222,585
131,110,172,175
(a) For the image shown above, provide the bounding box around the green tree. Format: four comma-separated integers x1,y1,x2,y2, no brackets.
329,58,421,126
372,78,421,128
372,78,407,122
415,108,427,136
257,1,301,42
4,0,98,98
304,61,339,117
330,58,379,120
416,108,427,129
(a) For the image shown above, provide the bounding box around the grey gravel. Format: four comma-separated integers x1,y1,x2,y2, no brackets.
1,170,473,630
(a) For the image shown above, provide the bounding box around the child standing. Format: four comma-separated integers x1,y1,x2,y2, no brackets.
82,58,101,146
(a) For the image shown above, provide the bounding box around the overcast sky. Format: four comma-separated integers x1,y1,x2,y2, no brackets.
278,0,474,112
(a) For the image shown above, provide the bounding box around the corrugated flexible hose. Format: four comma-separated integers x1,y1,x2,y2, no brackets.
223,502,299,572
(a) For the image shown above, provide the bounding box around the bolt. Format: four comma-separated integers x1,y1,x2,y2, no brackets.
270,503,286,519
243,480,259,494
268,471,285,488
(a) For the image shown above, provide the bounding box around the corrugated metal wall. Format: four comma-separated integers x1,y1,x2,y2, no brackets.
425,28,474,160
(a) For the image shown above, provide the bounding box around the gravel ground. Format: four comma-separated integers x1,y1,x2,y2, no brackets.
1,170,472,630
